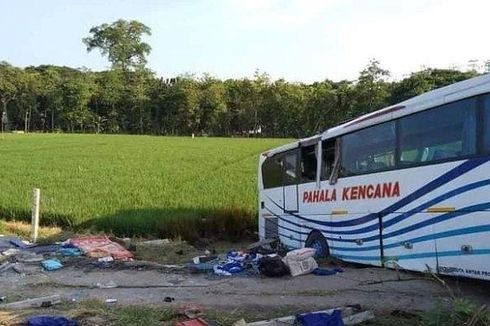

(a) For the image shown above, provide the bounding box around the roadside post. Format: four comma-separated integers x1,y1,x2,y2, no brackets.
31,188,40,243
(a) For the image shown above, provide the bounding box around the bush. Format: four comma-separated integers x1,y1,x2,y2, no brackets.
422,298,490,326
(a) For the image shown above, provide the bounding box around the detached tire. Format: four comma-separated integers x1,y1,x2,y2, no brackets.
305,231,329,259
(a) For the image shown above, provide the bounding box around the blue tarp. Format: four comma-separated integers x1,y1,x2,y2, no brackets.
296,310,344,326
27,316,78,326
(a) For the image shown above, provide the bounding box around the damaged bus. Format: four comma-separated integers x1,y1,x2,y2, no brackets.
258,74,490,280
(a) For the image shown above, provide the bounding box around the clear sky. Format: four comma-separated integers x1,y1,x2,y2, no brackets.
1,0,489,83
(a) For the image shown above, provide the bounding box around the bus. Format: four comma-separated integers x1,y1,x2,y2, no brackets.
258,74,490,281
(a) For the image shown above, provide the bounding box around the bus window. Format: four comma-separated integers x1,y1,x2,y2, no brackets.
322,139,336,180
283,151,299,185
340,121,396,176
399,97,477,166
262,155,283,189
483,95,490,151
300,145,317,182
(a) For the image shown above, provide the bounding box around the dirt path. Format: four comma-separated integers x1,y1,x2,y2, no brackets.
2,264,490,314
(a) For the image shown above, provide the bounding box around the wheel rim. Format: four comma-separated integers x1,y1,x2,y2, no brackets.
311,239,327,258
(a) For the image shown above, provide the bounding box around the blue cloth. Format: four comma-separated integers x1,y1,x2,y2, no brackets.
58,248,82,257
296,310,344,326
27,245,61,254
41,259,63,271
28,316,78,326
312,268,344,276
9,238,30,249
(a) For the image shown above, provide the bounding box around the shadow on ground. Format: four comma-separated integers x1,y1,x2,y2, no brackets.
79,206,257,243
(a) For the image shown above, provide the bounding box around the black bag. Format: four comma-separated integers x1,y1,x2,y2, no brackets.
258,256,290,277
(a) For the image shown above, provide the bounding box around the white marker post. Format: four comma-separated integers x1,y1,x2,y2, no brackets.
31,188,40,243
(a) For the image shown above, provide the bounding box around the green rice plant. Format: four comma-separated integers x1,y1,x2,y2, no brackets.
0,134,288,240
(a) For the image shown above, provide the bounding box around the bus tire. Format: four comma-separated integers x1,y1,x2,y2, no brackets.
305,231,329,258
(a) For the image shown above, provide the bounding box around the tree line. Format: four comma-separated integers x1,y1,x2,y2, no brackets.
0,20,484,138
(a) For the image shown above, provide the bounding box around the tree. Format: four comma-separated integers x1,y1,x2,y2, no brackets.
61,72,94,132
352,59,390,117
83,20,152,71
0,62,23,121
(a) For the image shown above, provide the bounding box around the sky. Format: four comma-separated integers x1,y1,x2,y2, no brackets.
1,0,489,83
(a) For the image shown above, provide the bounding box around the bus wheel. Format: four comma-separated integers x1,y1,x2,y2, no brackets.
305,231,329,259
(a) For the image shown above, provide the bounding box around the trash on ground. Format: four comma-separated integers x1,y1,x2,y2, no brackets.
244,306,374,326
180,303,204,319
258,256,289,277
295,309,343,326
142,239,171,246
41,259,63,271
312,267,344,276
175,318,209,326
58,247,82,257
67,235,133,260
283,255,318,277
192,255,217,264
96,280,118,289
98,256,114,262
105,298,118,304
164,296,175,302
1,295,61,309
27,315,78,326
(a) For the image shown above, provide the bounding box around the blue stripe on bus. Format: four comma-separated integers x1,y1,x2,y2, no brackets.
336,249,490,262
266,156,490,229
266,202,490,247
330,224,490,252
326,178,490,236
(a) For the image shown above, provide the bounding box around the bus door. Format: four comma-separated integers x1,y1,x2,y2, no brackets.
282,150,299,212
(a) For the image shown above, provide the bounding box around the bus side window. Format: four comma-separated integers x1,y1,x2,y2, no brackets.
399,97,477,166
483,95,490,152
262,155,283,189
282,151,299,185
322,139,336,180
300,145,317,182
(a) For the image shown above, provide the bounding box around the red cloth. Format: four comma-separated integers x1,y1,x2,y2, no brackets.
175,319,208,326
68,235,133,260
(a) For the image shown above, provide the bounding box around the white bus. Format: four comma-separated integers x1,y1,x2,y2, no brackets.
258,74,490,281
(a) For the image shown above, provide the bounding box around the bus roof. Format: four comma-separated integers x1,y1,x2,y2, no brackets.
261,134,320,157
322,73,490,139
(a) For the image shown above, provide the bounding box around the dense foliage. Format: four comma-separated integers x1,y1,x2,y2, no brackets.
0,62,478,138
0,19,482,138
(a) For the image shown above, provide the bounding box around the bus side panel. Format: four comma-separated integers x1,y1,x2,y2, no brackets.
435,212,490,280
261,187,304,248
382,213,438,272
329,213,383,267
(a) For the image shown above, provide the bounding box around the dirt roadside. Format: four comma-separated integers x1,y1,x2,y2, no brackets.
1,263,489,313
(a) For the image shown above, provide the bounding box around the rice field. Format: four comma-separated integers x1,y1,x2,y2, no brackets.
0,134,288,239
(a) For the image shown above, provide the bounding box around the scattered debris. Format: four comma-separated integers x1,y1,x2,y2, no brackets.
96,280,118,289
192,255,217,264
175,318,209,326
105,298,118,304
58,247,82,257
67,235,134,260
97,256,114,263
1,295,61,309
312,267,344,276
164,296,175,302
142,239,171,246
243,306,374,326
258,256,289,277
27,315,78,326
295,309,343,326
41,259,63,271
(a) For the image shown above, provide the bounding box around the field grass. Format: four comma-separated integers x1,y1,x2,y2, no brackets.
0,134,288,240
